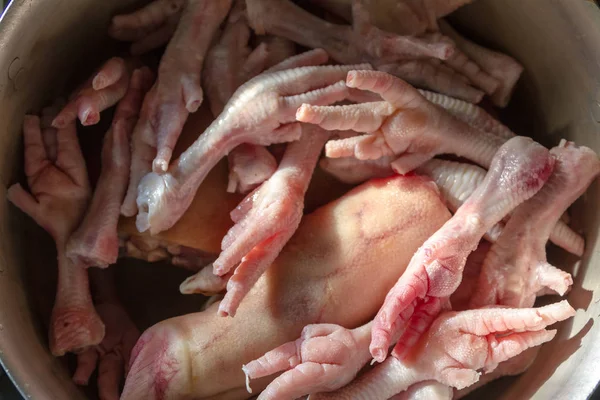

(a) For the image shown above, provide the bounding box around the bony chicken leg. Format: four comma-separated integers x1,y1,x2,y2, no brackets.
214,125,330,317
66,67,154,268
298,70,506,173
121,175,451,399
134,50,371,234
7,116,104,356
369,135,555,363
72,268,140,400
121,0,232,216
312,301,576,399
470,141,600,308
243,322,374,399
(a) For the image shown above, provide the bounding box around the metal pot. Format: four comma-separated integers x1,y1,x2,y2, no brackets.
0,0,599,399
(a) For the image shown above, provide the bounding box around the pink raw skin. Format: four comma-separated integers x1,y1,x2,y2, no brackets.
312,301,575,400
470,141,600,309
320,155,396,184
72,268,140,400
440,20,524,108
52,57,130,129
297,71,506,173
215,125,330,317
66,67,154,268
134,50,371,234
120,0,232,216
108,0,185,55
389,381,453,400
369,135,556,363
243,322,373,399
179,263,230,295
7,116,104,356
121,176,451,400
449,240,491,311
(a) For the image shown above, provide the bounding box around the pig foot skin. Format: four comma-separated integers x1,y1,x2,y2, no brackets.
66,68,153,268
122,176,451,399
52,57,130,128
417,159,583,254
369,135,555,362
244,323,372,399
108,0,185,55
135,50,370,234
470,141,600,308
313,302,575,399
298,71,506,173
72,268,140,400
121,0,232,216
215,126,330,317
440,20,524,107
7,116,104,355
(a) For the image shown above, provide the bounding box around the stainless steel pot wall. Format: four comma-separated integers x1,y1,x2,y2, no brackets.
0,1,599,399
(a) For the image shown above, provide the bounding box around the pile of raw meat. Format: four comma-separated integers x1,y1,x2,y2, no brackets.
7,0,600,399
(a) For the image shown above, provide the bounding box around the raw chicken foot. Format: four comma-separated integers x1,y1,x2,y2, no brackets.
7,116,104,355
369,135,555,362
214,125,330,317
121,0,232,215
108,0,185,55
312,301,575,399
72,268,140,400
470,141,600,308
66,67,154,268
298,70,505,173
52,57,130,128
135,50,369,234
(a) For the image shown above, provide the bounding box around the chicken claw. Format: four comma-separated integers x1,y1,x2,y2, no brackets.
369,135,555,362
214,125,330,317
470,141,600,308
8,116,104,355
108,0,185,55
121,0,232,215
53,57,130,128
72,269,140,400
135,51,369,234
243,322,372,399
313,301,575,399
297,70,506,173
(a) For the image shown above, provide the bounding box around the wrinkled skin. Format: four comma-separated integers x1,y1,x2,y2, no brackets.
122,176,451,399
72,269,140,400
134,49,370,234
298,70,506,173
244,322,372,399
470,141,600,309
312,301,575,399
121,0,233,216
53,57,131,128
7,116,104,356
108,0,185,55
214,125,330,317
369,135,555,362
66,67,154,268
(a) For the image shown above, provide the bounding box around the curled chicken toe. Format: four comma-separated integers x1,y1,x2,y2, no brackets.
53,57,130,128
313,301,575,399
369,136,555,362
108,0,185,55
214,125,330,317
67,67,153,268
135,50,370,234
227,144,278,194
298,70,505,173
7,116,104,355
244,322,372,399
72,269,140,400
121,0,232,215
471,141,600,308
